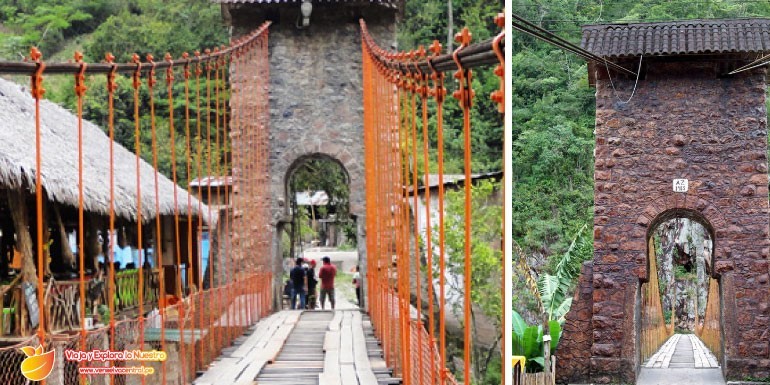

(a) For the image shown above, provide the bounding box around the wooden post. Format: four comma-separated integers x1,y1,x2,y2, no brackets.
52,203,76,270
542,311,551,373
7,190,37,287
41,200,52,277
543,333,552,377
85,214,103,273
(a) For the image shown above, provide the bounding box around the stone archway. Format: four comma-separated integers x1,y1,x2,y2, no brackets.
641,207,723,365
556,25,770,382
268,144,367,309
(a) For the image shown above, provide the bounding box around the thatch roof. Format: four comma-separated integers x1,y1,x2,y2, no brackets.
0,78,211,223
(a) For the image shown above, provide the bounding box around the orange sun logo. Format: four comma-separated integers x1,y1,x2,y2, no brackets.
20,345,55,381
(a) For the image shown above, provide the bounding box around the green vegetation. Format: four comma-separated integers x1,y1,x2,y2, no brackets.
290,159,348,209
399,0,504,174
0,0,227,61
0,0,229,187
512,309,561,372
504,0,770,321
433,179,501,384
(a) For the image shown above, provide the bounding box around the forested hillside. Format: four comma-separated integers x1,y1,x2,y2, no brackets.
502,1,770,295
509,0,770,253
3,0,770,263
0,0,229,184
2,0,769,312
400,0,770,319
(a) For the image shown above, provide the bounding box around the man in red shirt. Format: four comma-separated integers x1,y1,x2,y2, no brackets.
318,256,337,309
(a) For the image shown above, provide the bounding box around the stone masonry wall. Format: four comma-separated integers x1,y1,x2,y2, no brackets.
227,4,396,304
229,25,271,273
556,261,594,384
561,61,770,383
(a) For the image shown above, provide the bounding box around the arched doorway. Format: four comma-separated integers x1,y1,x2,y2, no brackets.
277,153,363,309
640,209,722,374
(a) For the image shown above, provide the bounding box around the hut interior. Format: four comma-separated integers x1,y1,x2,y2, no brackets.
0,187,203,340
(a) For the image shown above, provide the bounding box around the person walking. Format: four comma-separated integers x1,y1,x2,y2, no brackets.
318,256,337,310
306,259,318,309
352,265,362,307
290,258,307,310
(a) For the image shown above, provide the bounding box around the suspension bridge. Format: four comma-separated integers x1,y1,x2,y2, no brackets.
0,1,505,384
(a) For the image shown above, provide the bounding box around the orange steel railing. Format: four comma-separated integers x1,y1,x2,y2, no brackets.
361,12,505,385
695,277,722,364
640,237,674,364
0,22,272,385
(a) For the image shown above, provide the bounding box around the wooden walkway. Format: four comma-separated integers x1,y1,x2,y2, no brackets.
644,334,719,369
638,334,724,385
193,310,398,385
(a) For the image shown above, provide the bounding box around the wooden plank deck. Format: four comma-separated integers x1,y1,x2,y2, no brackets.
319,310,392,385
192,311,300,385
193,309,397,385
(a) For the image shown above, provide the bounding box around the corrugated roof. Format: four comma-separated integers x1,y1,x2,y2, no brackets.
295,191,329,206
410,172,503,193
189,175,233,188
582,18,770,58
216,0,396,4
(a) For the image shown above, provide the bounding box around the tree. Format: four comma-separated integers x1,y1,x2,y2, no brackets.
288,158,350,219
398,0,504,174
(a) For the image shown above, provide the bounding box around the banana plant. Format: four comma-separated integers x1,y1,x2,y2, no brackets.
512,309,561,372
538,273,573,323
538,223,589,322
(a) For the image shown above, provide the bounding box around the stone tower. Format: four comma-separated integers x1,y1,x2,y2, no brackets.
558,18,770,383
219,0,398,304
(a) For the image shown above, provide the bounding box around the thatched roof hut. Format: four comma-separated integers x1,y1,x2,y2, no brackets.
0,78,209,222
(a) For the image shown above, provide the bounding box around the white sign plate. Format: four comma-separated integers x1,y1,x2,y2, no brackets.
673,179,688,193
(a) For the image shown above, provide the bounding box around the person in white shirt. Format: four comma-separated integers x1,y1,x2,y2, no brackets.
351,265,361,307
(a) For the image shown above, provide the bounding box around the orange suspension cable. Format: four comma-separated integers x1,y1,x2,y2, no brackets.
385,64,395,374
205,51,215,357
491,14,505,385
369,51,385,367
400,73,412,385
30,47,47,385
146,53,168,385
8,26,276,385
231,45,244,329
182,51,196,375
105,53,118,383
231,46,245,330
74,53,88,385
361,38,374,316
165,52,187,384
237,43,249,320
390,60,398,378
229,44,239,327
194,51,208,367
223,48,234,340
427,39,449,385
131,53,147,385
393,70,403,379
452,28,474,385
217,50,231,346
408,53,424,385
378,61,387,371
213,49,225,349
376,57,385,370
415,46,437,385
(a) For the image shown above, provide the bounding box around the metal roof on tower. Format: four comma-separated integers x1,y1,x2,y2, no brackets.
581,18,770,58
215,0,398,3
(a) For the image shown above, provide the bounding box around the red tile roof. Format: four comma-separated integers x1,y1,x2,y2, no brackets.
582,18,770,58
